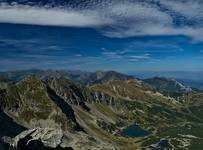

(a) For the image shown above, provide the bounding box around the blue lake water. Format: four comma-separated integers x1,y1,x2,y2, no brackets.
121,124,150,137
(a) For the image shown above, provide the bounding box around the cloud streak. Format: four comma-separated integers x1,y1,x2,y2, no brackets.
0,1,203,41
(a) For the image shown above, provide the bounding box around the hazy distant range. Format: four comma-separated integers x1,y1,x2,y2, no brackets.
131,71,203,90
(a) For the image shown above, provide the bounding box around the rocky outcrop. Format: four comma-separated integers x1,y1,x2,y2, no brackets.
2,128,69,150
2,128,117,150
84,89,116,105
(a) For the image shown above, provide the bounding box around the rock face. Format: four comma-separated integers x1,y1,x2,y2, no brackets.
3,128,116,150
10,128,64,149
46,77,89,110
46,77,117,107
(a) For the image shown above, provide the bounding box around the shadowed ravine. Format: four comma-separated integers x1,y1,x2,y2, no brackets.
0,111,26,138
46,86,84,131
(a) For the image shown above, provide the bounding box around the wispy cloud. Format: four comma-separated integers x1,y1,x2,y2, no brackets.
74,54,82,57
0,1,203,41
129,54,151,60
101,47,153,62
126,40,185,53
102,51,122,59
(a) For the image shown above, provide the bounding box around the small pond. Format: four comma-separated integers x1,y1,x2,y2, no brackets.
158,139,174,150
121,124,150,137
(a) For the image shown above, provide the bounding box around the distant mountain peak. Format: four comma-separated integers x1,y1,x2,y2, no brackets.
0,69,135,85
144,76,194,94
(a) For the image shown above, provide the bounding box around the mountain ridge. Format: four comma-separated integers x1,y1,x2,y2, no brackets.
0,70,203,149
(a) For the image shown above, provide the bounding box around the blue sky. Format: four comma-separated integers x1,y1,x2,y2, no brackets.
0,0,203,72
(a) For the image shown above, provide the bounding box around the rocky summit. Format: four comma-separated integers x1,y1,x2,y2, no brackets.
0,70,203,150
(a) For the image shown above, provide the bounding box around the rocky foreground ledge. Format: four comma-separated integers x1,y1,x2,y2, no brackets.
1,128,117,150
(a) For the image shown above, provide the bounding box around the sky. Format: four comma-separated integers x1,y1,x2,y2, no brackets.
0,0,203,72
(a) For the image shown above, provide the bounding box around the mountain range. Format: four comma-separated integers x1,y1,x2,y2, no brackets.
0,70,203,150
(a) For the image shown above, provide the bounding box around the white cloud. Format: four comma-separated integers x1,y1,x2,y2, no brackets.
0,1,203,41
0,4,113,27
